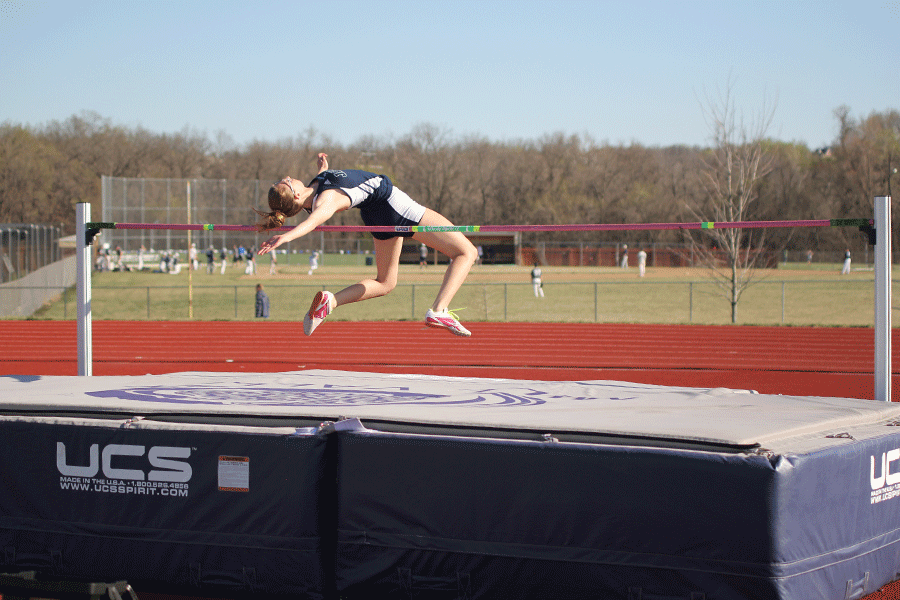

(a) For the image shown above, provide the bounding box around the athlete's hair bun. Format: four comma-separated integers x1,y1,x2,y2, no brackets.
252,208,285,232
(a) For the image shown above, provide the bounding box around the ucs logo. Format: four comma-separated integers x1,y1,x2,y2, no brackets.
871,448,900,490
57,443,192,483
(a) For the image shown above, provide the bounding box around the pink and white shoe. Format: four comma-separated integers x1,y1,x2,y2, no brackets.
303,290,336,336
425,308,471,337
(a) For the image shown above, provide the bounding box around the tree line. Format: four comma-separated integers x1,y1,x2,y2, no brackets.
1,108,898,255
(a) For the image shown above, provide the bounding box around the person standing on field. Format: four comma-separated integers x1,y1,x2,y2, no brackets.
637,248,647,277
531,263,544,298
842,249,851,275
255,284,270,318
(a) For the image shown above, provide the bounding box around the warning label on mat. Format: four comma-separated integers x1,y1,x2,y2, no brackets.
218,455,249,492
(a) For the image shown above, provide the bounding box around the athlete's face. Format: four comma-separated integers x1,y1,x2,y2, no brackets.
277,177,297,197
275,177,311,214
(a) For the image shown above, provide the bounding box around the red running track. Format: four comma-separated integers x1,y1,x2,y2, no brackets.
1,320,896,400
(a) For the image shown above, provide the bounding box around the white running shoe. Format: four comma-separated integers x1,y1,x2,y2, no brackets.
303,290,336,336
425,308,471,337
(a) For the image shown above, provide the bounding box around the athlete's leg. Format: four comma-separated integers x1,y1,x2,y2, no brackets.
333,236,404,306
413,208,478,312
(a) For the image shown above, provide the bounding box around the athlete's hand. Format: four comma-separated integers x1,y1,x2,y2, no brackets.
317,152,329,172
258,235,282,255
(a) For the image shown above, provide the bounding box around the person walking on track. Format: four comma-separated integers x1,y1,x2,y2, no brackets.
255,153,477,337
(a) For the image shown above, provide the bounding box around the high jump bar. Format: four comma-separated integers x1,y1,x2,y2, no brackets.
84,218,872,234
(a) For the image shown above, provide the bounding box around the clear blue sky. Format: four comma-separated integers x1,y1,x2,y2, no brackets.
1,0,898,150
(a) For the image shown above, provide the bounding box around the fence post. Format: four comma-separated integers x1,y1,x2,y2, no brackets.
146,287,151,320
689,282,693,323
594,282,598,322
781,282,785,324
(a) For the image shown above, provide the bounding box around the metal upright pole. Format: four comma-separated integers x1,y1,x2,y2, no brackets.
76,203,92,376
187,181,193,320
874,196,891,401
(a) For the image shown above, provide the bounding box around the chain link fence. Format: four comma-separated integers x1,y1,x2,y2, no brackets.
100,176,395,258
0,224,65,283
101,176,266,252
0,224,73,317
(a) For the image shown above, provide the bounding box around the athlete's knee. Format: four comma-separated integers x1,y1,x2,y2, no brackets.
457,242,478,266
372,278,397,297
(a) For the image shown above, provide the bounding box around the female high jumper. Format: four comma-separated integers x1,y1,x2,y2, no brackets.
255,153,477,337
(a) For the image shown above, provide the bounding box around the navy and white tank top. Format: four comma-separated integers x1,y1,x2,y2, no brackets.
308,169,393,210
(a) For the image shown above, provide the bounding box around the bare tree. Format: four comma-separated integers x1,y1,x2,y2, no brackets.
393,123,460,216
688,82,776,323
0,124,97,228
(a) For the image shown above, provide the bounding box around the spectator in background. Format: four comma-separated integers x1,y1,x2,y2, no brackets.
308,250,319,276
206,246,215,274
419,242,428,268
220,247,228,274
189,243,198,271
531,263,544,298
620,244,629,269
255,284,270,318
842,249,851,275
101,244,112,271
244,246,256,275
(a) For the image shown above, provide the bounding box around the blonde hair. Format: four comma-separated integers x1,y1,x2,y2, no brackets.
254,183,302,231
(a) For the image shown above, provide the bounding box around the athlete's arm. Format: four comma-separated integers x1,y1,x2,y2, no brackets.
258,189,350,254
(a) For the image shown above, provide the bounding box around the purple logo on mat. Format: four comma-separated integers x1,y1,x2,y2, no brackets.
85,384,548,407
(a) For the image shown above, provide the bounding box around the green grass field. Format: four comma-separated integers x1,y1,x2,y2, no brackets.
26,256,890,327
